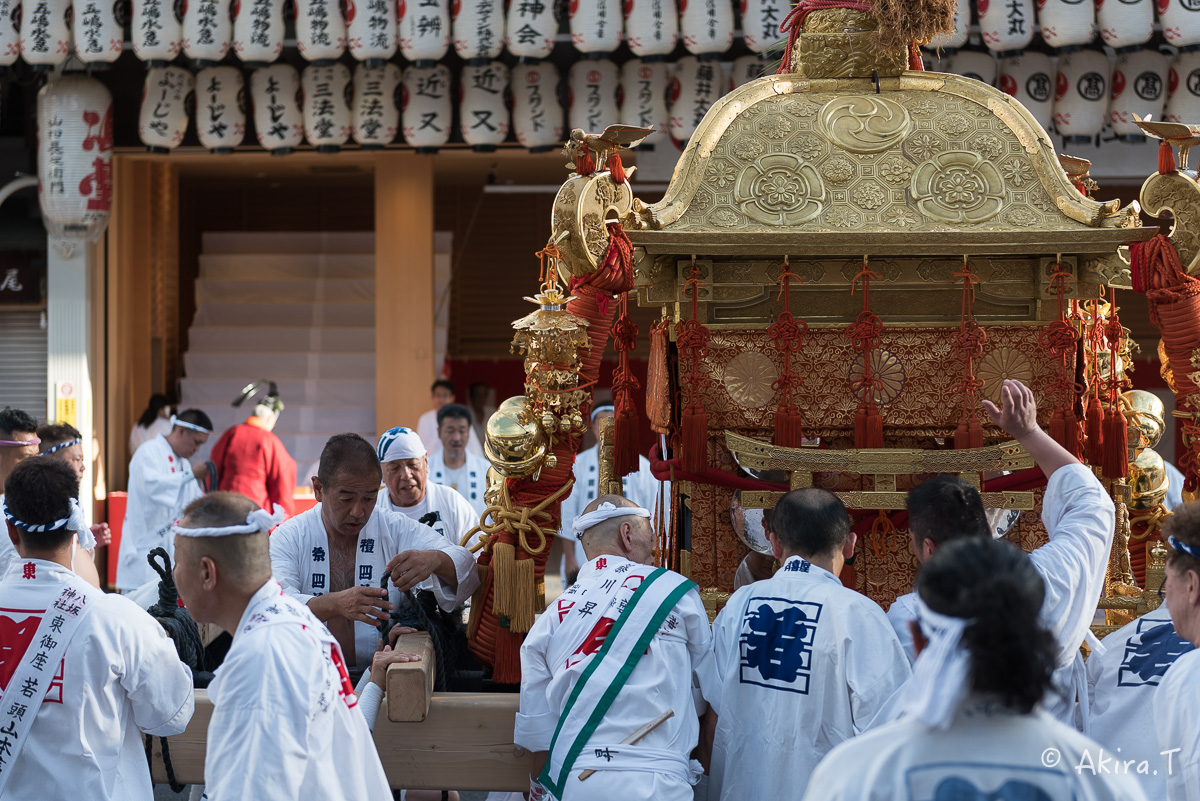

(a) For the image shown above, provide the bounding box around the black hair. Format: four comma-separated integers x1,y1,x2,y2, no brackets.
137,393,170,429
174,408,213,433
4,459,80,551
0,407,38,439
1163,501,1200,577
317,433,382,488
431,379,455,395
37,423,82,452
917,537,1056,714
437,403,474,427
906,474,990,547
770,488,851,557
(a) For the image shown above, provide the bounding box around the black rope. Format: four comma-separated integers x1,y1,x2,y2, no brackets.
145,547,212,684
144,733,186,793
377,576,461,691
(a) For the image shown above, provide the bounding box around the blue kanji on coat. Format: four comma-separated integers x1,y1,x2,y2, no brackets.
1118,618,1195,687
738,596,821,694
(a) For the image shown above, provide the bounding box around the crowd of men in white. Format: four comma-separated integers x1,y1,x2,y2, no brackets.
2,378,1200,801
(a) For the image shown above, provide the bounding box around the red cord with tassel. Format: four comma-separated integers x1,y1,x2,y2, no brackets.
612,291,641,477
608,151,628,184
951,257,987,449
1038,261,1081,454
845,258,885,449
1102,290,1130,479
1159,141,1178,175
677,258,712,472
770,257,807,448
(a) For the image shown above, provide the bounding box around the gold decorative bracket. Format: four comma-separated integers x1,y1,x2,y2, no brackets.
1140,170,1200,276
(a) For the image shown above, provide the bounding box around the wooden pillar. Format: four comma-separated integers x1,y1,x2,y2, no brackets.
374,154,435,435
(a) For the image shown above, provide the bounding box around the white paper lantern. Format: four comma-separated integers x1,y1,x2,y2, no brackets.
132,0,184,63
505,0,555,59
739,0,785,53
37,75,113,243
977,0,1035,53
620,58,669,147
1054,48,1110,143
1037,0,1095,49
294,0,346,63
346,0,397,63
1110,48,1168,139
1161,0,1200,47
20,0,71,67
0,0,18,66
1097,0,1153,48
624,0,677,57
728,53,766,90
668,55,720,146
1000,52,1055,132
250,63,303,153
569,0,622,54
950,49,997,86
402,63,452,150
139,66,194,151
926,0,970,51
234,0,285,65
195,65,246,152
1167,48,1200,122
569,59,620,134
183,0,233,64
679,0,734,55
511,60,562,151
73,0,125,65
352,62,401,148
302,63,352,151
459,61,510,150
399,0,449,63
453,0,503,60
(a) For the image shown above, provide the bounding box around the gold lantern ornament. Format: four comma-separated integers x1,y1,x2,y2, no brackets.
484,399,550,479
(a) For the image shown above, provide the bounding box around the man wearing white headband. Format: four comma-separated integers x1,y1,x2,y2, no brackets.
516,495,715,801
0,458,194,801
173,491,392,801
705,487,911,801
36,423,107,588
117,408,214,592
0,407,39,578
375,426,480,550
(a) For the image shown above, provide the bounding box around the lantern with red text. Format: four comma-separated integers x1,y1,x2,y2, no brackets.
347,0,397,63
951,49,998,85
183,0,233,65
926,0,970,51
512,61,562,152
1000,52,1055,132
294,0,346,63
37,75,113,243
1038,0,1096,49
1054,48,1110,143
569,59,620,133
1167,48,1200,122
234,0,285,65
353,62,401,148
506,0,556,59
460,61,510,150
21,0,71,68
624,0,677,57
402,63,452,151
1111,48,1168,140
74,0,125,66
1098,0,1153,47
977,0,1035,53
1161,0,1200,47
0,0,18,66
453,0,504,60
139,66,194,151
132,0,184,63
570,0,622,54
740,0,787,53
621,58,668,147
302,63,352,151
399,0,450,62
680,0,734,55
668,55,720,146
195,65,246,152
250,63,303,153
728,54,766,89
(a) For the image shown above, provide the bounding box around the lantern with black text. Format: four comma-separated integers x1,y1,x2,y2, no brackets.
132,0,184,63
1097,0,1153,47
668,55,720,146
453,0,503,60
139,66,194,151
399,0,450,62
1161,0,1200,47
570,0,622,54
1000,52,1055,132
37,75,113,243
569,59,620,133
294,0,346,63
402,63,452,150
1038,0,1096,49
250,63,303,153
234,0,285,64
460,61,510,150
0,0,18,66
347,0,397,63
926,0,969,51
977,0,1035,53
680,0,734,55
624,0,677,57
20,0,71,67
183,0,233,64
302,63,352,151
620,58,668,147
506,0,555,59
1054,48,1110,143
353,62,401,148
1167,48,1200,122
195,65,246,152
74,0,125,65
951,49,997,85
1110,48,1168,140
740,0,786,53
728,54,766,89
512,60,562,151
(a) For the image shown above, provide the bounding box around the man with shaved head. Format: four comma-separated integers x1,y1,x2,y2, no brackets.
515,495,716,801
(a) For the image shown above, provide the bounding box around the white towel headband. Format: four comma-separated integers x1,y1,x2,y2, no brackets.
900,595,974,731
170,415,212,434
571,501,651,537
171,504,287,538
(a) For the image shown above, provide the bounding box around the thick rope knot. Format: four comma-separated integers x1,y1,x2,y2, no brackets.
613,312,640,352
1038,319,1079,356
463,479,575,557
845,310,883,352
952,320,987,361
769,312,807,353
677,317,712,359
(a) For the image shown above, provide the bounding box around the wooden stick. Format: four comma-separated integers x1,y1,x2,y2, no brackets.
578,709,675,781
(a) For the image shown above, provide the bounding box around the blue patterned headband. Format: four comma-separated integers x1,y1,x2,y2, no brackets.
2,497,86,534
38,437,81,456
1169,535,1200,561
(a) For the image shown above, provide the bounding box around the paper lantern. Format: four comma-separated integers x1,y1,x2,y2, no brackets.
195,65,246,152
1000,52,1055,132
1037,0,1095,49
399,0,450,63
569,0,622,54
250,64,303,153
1111,48,1168,140
233,0,285,65
1054,48,1110,143
739,0,785,53
679,0,734,55
294,0,346,63
352,62,401,148
73,0,125,65
620,58,668,147
302,63,352,151
569,59,620,134
1167,48,1200,122
401,63,452,151
977,0,1035,53
512,60,562,152
37,75,113,243
728,53,764,89
951,49,998,86
139,66,193,151
668,55,720,146
0,0,18,66
182,0,233,64
453,0,503,60
624,0,677,57
20,0,71,67
506,0,556,59
1161,0,1200,47
132,0,183,63
346,0,397,63
1097,0,1153,47
459,61,510,150
926,0,970,51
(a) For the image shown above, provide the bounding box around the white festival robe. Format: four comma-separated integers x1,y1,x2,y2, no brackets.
117,434,204,590
515,554,716,801
202,580,391,801
1156,646,1200,800
269,504,480,668
417,408,484,458
804,695,1150,801
429,449,490,516
1088,608,1194,799
709,556,911,800
376,481,481,550
0,558,194,800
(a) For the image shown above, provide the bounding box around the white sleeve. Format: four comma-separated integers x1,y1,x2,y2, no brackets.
114,597,196,737
679,588,717,714
1157,656,1200,801
846,604,913,733
514,614,558,752
707,589,746,718
386,510,480,610
357,682,384,732
270,521,315,605
885,596,916,666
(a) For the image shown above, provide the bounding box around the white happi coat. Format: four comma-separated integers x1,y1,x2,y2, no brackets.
202,580,391,801
804,695,1150,801
428,449,490,516
0,558,194,800
515,555,716,801
117,434,204,591
269,504,480,668
376,481,481,550
1156,646,1200,800
1088,609,1194,799
709,556,911,800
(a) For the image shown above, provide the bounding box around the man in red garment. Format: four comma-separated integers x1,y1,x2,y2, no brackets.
210,383,296,516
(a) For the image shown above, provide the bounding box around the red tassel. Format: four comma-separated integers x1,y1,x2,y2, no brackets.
492,625,522,684
774,404,804,448
613,401,640,477
1160,141,1178,175
1085,396,1105,465
609,152,628,184
968,418,983,449
575,146,596,176
682,406,708,473
955,417,970,449
856,402,883,449
1049,409,1066,447
1064,409,1082,459
1103,410,1130,479
908,41,923,71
